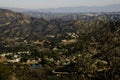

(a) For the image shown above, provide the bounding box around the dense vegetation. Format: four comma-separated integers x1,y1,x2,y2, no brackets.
0,9,120,80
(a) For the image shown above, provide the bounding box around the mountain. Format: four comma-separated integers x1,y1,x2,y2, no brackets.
0,8,82,46
1,4,120,13
0,7,120,80
0,8,120,48
0,9,52,44
35,4,120,13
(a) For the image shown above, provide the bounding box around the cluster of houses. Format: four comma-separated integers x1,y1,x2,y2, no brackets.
0,51,30,63
46,55,77,66
0,50,78,67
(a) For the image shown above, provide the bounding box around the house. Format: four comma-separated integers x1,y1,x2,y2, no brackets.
18,51,30,55
8,58,21,63
0,53,13,57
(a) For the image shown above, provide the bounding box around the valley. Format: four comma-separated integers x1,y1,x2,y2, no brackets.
0,8,120,80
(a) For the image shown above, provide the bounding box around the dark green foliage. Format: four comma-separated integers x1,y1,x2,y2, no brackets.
0,64,13,80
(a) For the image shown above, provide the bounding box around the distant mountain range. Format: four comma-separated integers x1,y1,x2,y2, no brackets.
1,4,120,13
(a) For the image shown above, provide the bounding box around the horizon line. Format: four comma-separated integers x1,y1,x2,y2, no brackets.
0,3,120,10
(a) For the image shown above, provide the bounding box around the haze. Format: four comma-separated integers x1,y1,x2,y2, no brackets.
0,0,120,9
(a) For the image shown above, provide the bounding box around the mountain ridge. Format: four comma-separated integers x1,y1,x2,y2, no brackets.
0,4,120,13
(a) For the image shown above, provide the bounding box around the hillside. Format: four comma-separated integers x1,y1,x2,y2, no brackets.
0,8,120,80
0,9,50,46
0,8,120,47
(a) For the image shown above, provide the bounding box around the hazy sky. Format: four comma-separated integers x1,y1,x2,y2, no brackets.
0,0,120,9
